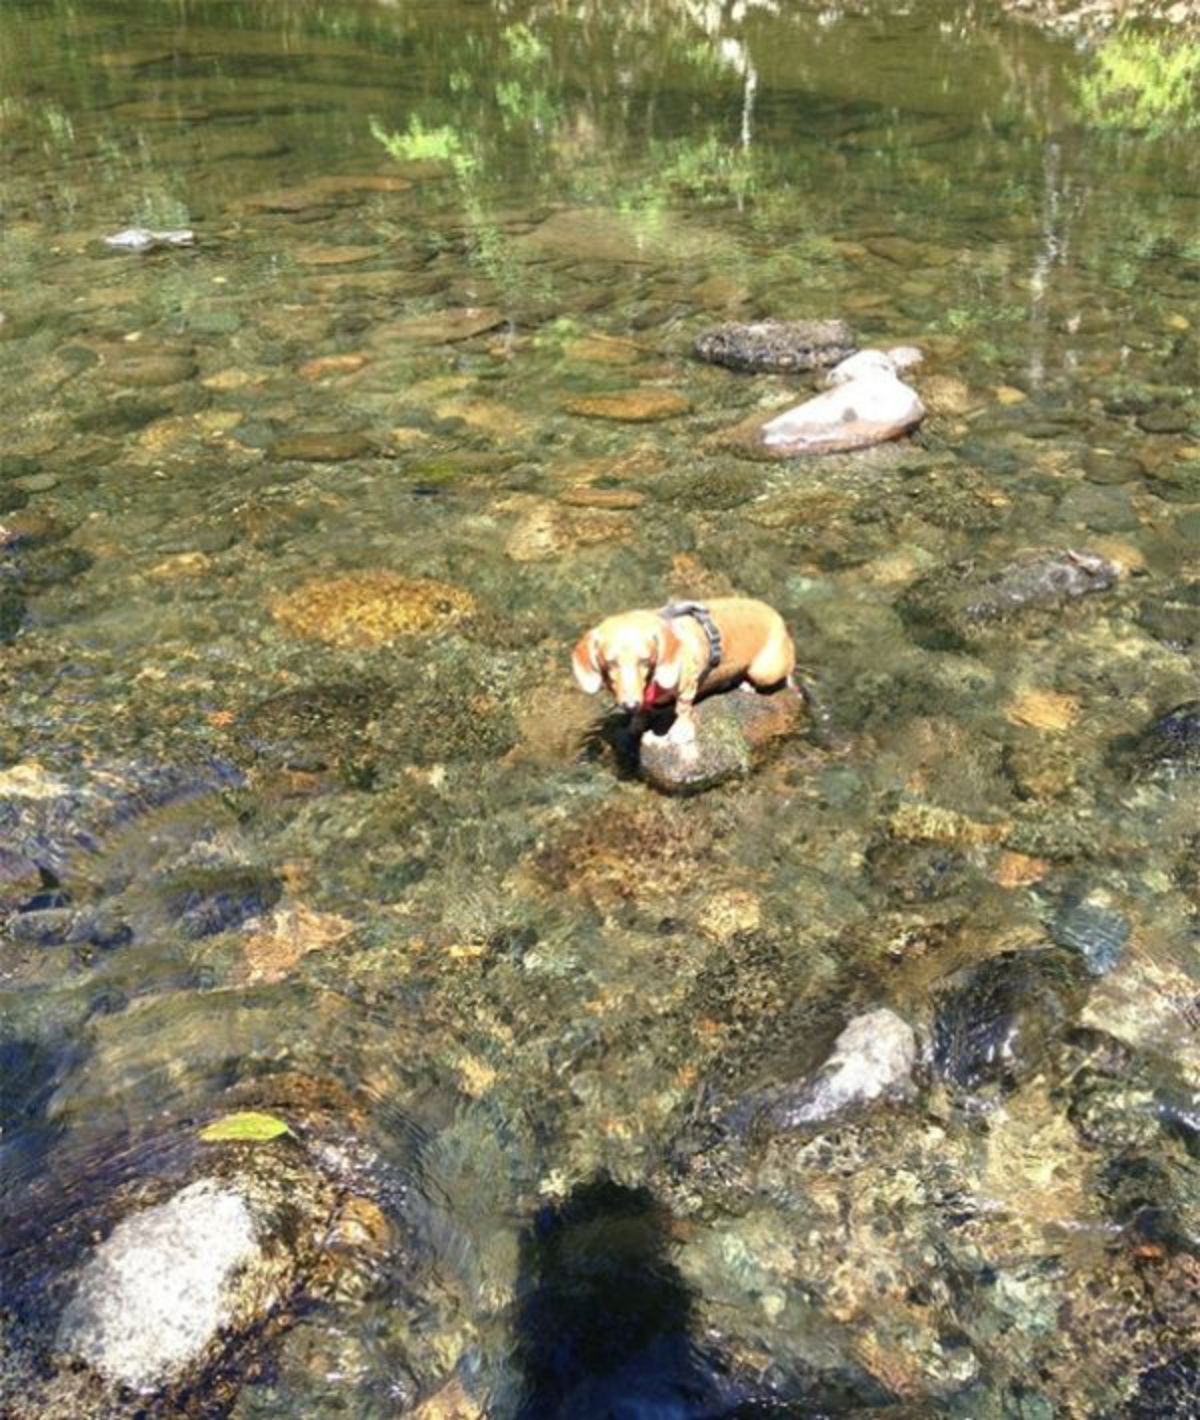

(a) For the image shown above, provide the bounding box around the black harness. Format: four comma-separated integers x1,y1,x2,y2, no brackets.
660,600,723,683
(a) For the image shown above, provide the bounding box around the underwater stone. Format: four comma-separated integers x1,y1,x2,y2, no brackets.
931,948,1084,1093
1130,701,1200,780
756,1008,917,1133
271,572,477,648
267,431,375,462
1138,583,1200,648
692,319,856,373
1050,893,1130,976
56,1182,264,1392
898,548,1117,650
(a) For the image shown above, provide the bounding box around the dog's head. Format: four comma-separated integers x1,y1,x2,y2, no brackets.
572,611,683,712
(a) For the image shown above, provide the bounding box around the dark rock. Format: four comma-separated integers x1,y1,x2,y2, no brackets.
238,677,396,781
692,319,856,373
0,485,30,515
931,948,1085,1093
866,837,974,903
1082,450,1144,485
1057,483,1139,532
1138,582,1200,648
1097,1150,1200,1253
1129,701,1200,781
15,545,93,590
1137,406,1193,435
898,549,1117,651
1122,1351,1200,1420
0,587,25,642
0,454,42,480
1149,462,1200,503
267,431,375,462
155,855,282,939
1050,893,1130,975
638,688,802,796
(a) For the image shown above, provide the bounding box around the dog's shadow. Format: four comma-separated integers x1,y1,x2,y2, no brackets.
580,707,676,780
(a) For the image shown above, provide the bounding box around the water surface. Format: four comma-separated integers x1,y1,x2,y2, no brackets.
2,1,1199,1415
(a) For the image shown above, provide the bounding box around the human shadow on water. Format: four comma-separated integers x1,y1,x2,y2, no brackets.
509,1175,798,1420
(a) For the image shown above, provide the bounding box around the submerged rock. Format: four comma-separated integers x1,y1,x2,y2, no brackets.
931,948,1084,1093
1129,701,1200,780
270,572,477,648
637,687,802,795
564,389,690,422
746,1008,918,1135
55,1156,334,1396
56,1181,262,1391
692,319,856,373
898,548,1118,650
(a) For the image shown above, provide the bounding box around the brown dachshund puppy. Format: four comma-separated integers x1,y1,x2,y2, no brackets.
572,597,796,747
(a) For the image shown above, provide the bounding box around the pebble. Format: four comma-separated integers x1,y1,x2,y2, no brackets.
1137,406,1192,435
13,473,59,493
103,226,195,252
267,432,375,462
564,390,690,422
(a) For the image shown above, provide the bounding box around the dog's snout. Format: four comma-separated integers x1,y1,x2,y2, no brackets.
620,698,641,713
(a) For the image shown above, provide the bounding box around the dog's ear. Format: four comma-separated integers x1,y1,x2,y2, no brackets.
571,630,604,694
653,622,683,690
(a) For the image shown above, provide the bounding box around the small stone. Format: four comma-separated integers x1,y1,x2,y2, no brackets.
920,374,976,416
1083,449,1143,485
374,307,505,345
1137,406,1192,435
297,353,369,380
1005,689,1080,733
1051,893,1130,976
103,226,195,252
267,431,374,462
1129,700,1200,780
993,385,1027,406
757,1008,918,1132
14,472,58,493
993,851,1049,888
239,905,354,985
102,353,197,388
564,389,690,422
562,334,645,365
271,572,477,647
295,244,379,267
558,487,646,510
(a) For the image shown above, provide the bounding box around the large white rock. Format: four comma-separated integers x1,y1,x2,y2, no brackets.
56,1180,264,1393
761,362,926,455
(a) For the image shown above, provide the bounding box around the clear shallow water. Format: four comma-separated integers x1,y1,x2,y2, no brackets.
1,1,1199,1415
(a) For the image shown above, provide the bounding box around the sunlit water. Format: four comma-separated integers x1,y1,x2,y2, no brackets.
2,1,1199,1415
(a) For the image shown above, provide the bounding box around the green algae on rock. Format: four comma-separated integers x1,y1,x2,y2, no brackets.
270,572,478,647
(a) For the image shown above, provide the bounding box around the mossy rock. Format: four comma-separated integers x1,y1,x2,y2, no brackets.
638,688,802,796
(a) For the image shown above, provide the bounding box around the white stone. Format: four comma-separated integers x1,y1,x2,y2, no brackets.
761,368,925,455
57,1180,260,1393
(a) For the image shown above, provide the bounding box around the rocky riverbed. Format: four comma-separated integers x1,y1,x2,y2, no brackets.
3,0,1200,1414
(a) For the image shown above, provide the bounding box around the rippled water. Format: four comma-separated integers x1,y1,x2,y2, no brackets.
2,1,1199,1415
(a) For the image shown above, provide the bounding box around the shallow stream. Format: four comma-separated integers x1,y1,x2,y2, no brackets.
2,1,1199,1415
